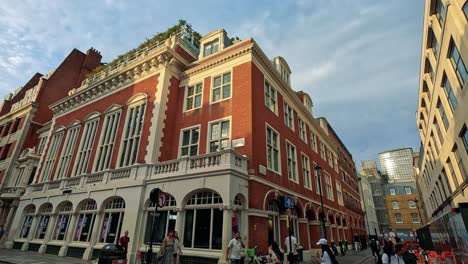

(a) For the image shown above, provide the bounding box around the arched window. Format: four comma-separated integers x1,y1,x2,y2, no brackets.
52,201,73,241
19,205,35,239
145,194,177,244
183,191,223,250
35,203,53,239
99,197,125,244
267,201,280,244
118,94,147,167
74,200,97,242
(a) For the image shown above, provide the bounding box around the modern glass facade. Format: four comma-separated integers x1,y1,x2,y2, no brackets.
378,148,414,182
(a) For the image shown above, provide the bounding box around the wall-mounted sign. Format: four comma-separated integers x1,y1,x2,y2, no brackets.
232,138,245,148
259,165,267,175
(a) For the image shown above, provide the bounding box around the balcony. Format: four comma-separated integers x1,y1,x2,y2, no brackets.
27,149,248,195
0,186,26,198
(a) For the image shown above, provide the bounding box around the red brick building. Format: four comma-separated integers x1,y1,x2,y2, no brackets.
5,27,365,263
0,48,102,235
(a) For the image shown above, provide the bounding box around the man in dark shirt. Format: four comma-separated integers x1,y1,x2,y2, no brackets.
118,230,130,256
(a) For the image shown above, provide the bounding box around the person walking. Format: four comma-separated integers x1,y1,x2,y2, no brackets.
226,231,245,264
381,241,394,264
371,238,380,259
118,230,130,256
284,231,298,264
268,241,283,263
316,238,338,264
159,230,176,264
330,241,339,256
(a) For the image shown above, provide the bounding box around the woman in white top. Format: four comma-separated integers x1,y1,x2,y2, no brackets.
382,241,394,264
317,238,334,264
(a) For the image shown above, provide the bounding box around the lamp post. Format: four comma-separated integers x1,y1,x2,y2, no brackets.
314,164,327,239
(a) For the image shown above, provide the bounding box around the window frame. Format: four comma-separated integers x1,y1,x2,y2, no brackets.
210,71,232,104
437,100,449,130
404,186,412,195
207,117,231,153
266,124,281,174
118,98,147,168
55,125,81,179
144,195,177,245
93,108,122,172
73,117,100,176
301,153,311,190
99,198,125,244
449,39,468,85
298,118,307,143
310,131,318,152
408,200,416,209
283,102,295,131
264,80,278,114
460,125,468,153
324,172,334,201
285,140,298,183
40,130,64,182
389,187,396,196
203,38,219,57
441,74,458,112
183,191,223,250
178,125,201,158
184,82,203,112
392,201,399,209
411,213,420,223
336,181,343,205
395,214,403,223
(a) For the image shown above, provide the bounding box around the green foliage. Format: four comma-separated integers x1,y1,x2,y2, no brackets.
87,20,201,78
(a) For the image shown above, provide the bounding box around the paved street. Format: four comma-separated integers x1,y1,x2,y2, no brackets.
0,248,90,264
0,247,373,264
304,248,374,264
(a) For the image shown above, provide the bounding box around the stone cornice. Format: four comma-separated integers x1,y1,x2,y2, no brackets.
181,39,254,78
50,36,189,116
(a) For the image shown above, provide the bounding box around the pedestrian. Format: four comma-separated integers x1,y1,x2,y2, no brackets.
371,238,380,259
118,230,130,256
316,238,338,264
390,244,405,264
381,241,394,264
330,241,339,256
284,231,298,264
338,240,344,256
401,243,417,264
173,231,182,264
268,241,283,263
159,230,176,264
353,235,361,251
226,231,245,264
0,225,5,241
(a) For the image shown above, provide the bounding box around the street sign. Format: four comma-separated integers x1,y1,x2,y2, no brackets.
158,191,166,208
284,196,294,209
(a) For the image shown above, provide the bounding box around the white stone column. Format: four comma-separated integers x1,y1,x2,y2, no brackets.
218,209,232,264
83,212,103,260
59,213,78,257
175,209,184,237
4,204,17,232
38,214,57,253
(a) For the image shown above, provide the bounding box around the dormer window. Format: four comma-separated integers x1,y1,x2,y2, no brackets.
280,65,290,85
203,39,219,57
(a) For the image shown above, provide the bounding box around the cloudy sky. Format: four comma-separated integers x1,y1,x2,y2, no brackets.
0,0,423,169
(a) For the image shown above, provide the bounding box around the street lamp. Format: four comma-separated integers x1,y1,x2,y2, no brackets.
314,164,327,240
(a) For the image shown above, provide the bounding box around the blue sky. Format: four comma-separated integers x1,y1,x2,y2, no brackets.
0,0,423,169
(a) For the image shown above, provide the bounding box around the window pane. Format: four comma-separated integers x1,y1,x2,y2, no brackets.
214,77,221,87
212,89,221,102
458,60,467,82
221,121,229,137
211,209,223,249
182,131,190,146
194,95,201,108
187,86,194,96
56,215,70,240
194,209,211,248
183,210,194,247
196,83,203,93
222,84,231,98
223,73,231,84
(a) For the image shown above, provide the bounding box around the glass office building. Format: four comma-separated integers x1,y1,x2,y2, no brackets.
378,148,414,182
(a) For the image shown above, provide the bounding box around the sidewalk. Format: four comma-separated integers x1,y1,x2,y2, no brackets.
0,248,90,264
304,248,374,264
